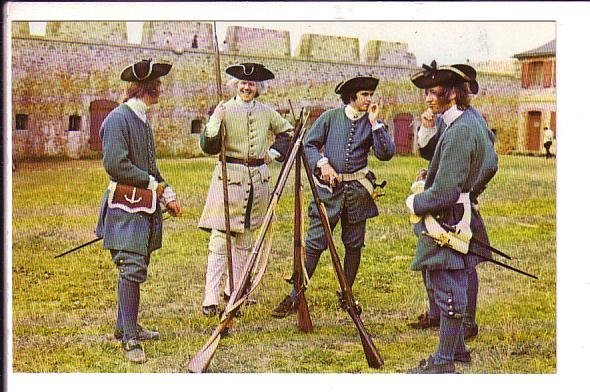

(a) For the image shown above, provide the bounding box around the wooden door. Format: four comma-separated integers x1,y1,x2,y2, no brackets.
393,113,414,154
525,111,542,151
89,99,118,151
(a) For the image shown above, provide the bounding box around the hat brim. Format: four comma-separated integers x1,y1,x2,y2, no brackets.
411,64,478,92
121,61,172,82
225,63,274,81
335,76,379,95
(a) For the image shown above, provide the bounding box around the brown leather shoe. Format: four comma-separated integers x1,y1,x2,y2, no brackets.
408,312,440,329
271,295,298,318
122,338,146,364
114,324,160,341
407,355,455,374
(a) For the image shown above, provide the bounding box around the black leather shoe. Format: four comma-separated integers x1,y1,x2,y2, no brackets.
407,355,455,374
202,305,219,317
271,295,298,318
464,324,479,341
408,312,440,329
114,324,160,341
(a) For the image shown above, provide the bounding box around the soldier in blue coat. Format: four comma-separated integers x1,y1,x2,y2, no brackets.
272,76,395,318
405,61,496,373
409,63,498,342
95,59,182,363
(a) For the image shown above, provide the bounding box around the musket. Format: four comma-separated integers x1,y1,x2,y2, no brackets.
54,214,171,259
300,151,384,369
212,21,235,293
188,110,311,373
293,112,313,332
421,231,538,279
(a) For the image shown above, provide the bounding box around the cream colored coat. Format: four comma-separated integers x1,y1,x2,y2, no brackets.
198,96,293,233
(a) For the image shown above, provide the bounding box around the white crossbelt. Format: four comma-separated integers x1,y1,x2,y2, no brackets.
423,192,472,254
338,167,373,195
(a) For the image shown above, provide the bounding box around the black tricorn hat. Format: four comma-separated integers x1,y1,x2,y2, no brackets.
121,59,172,82
411,60,479,94
225,63,275,81
335,76,379,95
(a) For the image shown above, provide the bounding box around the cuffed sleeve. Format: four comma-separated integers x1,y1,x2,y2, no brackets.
417,125,438,148
147,175,158,190
162,186,177,204
317,157,329,167
267,148,281,160
304,112,330,170
371,124,395,161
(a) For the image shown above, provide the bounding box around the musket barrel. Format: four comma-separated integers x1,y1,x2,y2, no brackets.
301,150,384,369
188,109,310,373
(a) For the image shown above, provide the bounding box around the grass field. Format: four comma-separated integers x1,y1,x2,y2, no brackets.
10,154,555,374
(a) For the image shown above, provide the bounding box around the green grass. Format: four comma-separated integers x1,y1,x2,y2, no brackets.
11,155,555,373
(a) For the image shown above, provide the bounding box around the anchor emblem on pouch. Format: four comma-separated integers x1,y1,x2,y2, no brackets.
124,187,143,204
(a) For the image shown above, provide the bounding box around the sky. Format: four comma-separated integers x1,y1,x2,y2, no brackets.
214,21,555,65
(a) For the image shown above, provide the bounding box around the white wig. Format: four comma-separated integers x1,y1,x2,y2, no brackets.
227,77,268,96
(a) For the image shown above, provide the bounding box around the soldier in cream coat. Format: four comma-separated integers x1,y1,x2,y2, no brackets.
198,63,293,316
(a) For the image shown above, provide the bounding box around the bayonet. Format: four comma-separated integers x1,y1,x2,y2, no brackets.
439,221,513,260
421,231,538,279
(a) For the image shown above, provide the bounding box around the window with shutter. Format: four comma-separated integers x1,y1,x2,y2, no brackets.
521,62,530,88
543,60,552,88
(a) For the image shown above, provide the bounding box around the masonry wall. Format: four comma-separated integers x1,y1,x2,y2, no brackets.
296,34,360,63
225,26,290,57
11,21,521,160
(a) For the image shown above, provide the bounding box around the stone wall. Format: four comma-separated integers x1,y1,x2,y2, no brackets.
11,21,521,159
296,33,360,63
363,40,416,67
225,26,290,57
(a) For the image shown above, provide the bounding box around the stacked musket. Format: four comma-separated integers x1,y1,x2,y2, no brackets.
188,107,384,372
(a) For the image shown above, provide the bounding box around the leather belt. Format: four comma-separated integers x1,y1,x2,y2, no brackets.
221,156,265,167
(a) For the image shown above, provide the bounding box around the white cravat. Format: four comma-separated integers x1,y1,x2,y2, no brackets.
344,105,366,121
441,105,464,128
126,97,149,123
235,94,256,108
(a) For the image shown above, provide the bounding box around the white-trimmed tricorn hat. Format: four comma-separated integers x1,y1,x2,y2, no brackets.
411,60,479,94
225,63,275,81
120,59,172,82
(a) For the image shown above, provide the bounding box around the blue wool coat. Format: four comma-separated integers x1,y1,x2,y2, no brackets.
95,104,165,256
304,107,395,224
412,106,498,270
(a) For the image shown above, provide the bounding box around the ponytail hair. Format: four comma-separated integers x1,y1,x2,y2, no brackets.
124,79,161,102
